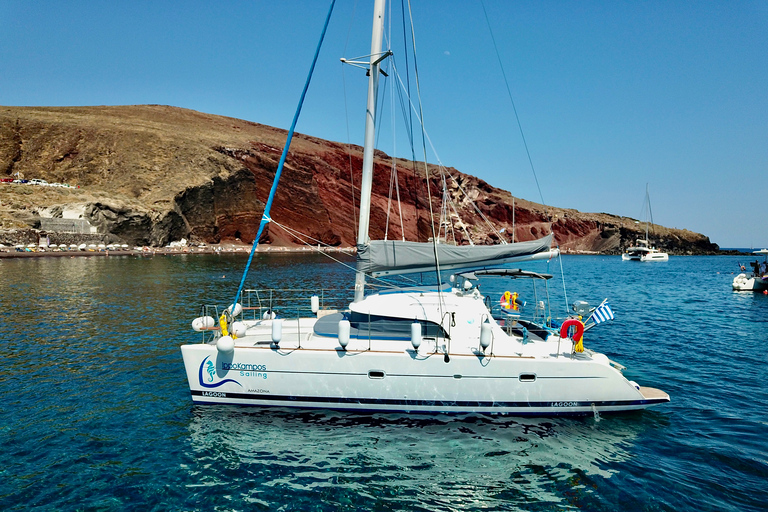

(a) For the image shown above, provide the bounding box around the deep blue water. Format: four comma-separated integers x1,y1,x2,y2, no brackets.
1,253,766,511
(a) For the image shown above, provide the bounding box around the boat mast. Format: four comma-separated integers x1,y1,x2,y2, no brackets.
644,183,650,243
354,0,386,303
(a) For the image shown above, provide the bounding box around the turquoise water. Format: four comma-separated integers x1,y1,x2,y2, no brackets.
1,253,766,511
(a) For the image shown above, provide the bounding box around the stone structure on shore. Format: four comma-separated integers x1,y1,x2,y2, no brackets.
0,105,718,254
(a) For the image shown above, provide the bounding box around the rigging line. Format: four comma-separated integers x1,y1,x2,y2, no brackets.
368,39,406,242
555,245,569,316
341,1,360,238
268,221,360,273
646,183,655,236
406,0,437,249
394,159,405,240
445,171,506,239
480,0,552,229
439,174,458,244
383,24,393,240
230,0,336,311
400,0,416,160
387,55,421,239
405,1,438,238
392,64,420,242
392,58,415,147
406,1,448,346
389,67,406,241
341,66,358,238
384,154,406,241
373,63,389,149
440,182,461,245
384,18,397,241
390,64,509,242
448,194,474,245
438,175,447,242
268,220,415,289
384,163,393,240
384,58,406,241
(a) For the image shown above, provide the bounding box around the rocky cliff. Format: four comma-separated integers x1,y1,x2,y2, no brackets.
0,105,718,253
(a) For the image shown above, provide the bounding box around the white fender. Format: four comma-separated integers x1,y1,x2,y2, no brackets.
338,320,350,349
411,322,422,350
216,335,234,354
191,316,215,332
271,319,283,343
231,321,247,338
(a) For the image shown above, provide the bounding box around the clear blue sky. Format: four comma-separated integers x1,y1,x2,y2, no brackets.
1,1,766,248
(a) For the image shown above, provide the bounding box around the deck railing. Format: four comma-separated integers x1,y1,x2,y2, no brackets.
194,288,354,343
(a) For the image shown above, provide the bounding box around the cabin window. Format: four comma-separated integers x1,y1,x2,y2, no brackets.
349,312,448,338
368,370,385,379
519,373,536,382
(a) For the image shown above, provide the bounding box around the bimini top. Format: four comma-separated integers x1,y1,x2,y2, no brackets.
457,268,553,281
357,234,554,277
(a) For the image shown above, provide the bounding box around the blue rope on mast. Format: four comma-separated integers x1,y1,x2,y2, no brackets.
230,0,336,311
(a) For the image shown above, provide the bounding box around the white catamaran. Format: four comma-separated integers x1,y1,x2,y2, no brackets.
622,185,669,262
180,0,669,415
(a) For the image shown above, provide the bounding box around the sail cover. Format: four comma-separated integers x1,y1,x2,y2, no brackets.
357,234,554,277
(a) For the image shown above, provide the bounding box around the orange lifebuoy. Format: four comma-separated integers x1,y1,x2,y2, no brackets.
559,318,584,342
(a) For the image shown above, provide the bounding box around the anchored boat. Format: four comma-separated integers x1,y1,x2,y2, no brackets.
622,184,669,262
733,249,768,291
621,238,669,262
180,0,669,415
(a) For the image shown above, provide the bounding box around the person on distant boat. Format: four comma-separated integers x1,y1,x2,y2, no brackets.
762,261,768,275
752,260,761,275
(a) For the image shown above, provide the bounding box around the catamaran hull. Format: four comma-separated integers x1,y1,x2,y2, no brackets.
641,253,668,261
622,253,668,262
181,342,669,416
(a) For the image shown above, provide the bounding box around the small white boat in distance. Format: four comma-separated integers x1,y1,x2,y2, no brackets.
622,185,669,262
622,239,669,262
733,249,768,291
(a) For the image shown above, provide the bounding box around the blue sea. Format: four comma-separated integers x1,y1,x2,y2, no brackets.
1,252,766,511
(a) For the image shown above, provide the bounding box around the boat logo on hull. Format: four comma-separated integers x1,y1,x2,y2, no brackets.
197,356,242,389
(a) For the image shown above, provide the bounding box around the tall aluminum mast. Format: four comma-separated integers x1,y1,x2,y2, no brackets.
354,0,387,303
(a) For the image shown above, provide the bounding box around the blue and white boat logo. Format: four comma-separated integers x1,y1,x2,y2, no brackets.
198,356,242,389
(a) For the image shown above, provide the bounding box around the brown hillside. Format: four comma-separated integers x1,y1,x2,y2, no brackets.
0,105,718,253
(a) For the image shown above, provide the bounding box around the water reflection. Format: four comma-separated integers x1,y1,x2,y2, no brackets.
184,407,651,510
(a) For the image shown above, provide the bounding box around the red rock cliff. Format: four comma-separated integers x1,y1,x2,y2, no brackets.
0,105,718,254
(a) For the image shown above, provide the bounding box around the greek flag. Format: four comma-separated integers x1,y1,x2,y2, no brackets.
592,301,614,324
